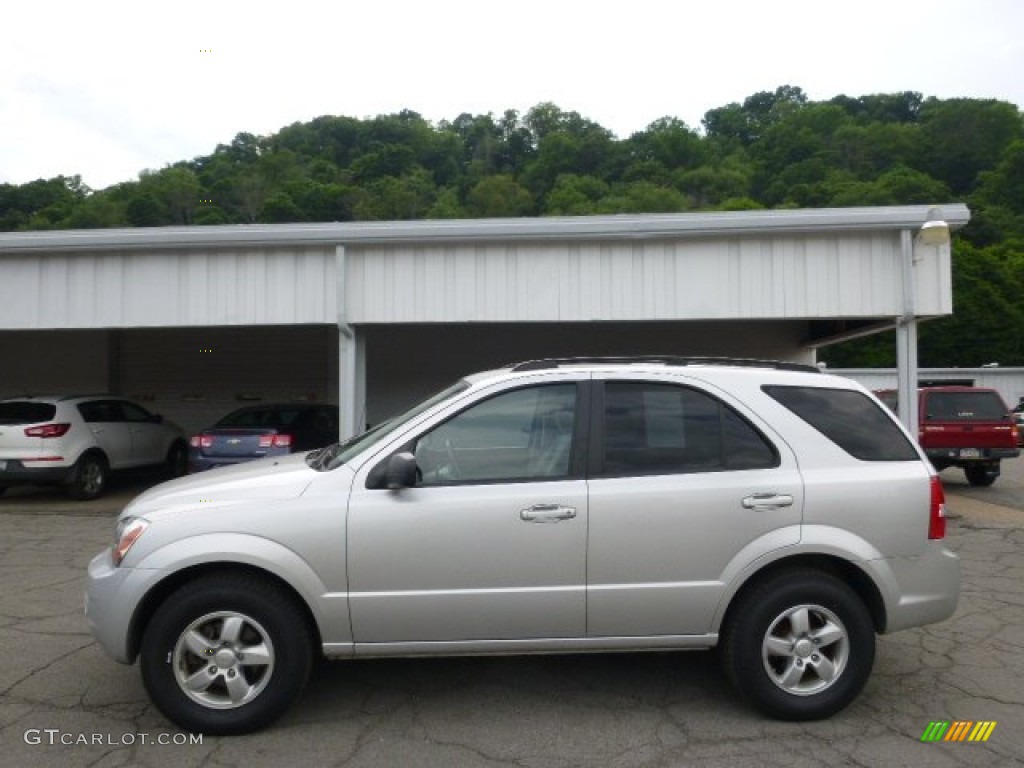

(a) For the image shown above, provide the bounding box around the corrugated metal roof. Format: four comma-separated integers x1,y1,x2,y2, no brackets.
0,205,971,253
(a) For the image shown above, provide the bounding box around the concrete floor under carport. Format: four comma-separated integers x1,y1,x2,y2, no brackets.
360,319,815,426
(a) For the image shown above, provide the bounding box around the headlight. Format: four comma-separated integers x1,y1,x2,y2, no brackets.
112,517,149,566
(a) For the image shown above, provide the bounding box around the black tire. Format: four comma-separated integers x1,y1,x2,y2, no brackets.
67,453,109,500
965,464,996,487
165,441,188,479
721,569,875,721
140,573,313,735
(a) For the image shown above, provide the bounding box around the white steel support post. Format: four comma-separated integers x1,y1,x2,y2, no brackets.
336,245,366,440
896,229,919,438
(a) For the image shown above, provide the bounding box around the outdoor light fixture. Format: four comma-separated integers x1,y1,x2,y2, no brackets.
918,209,951,246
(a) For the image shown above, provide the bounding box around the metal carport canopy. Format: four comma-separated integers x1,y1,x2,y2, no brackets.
0,204,971,437
0,204,972,251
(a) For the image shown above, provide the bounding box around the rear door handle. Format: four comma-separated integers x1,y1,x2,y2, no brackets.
741,493,794,510
520,504,577,523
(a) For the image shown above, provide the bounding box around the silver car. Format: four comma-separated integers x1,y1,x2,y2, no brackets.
85,358,960,734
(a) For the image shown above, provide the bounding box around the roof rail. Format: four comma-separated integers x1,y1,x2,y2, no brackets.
508,356,821,373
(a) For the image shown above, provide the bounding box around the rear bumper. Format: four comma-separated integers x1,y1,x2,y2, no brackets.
924,447,1019,462
0,459,73,487
874,542,961,633
188,448,290,473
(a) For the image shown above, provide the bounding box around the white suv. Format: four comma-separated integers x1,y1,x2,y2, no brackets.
0,395,187,500
85,358,960,734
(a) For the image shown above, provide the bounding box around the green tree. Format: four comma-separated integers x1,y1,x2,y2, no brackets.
596,182,687,214
919,98,1023,194
464,175,534,217
674,165,750,208
629,117,705,170
354,169,437,220
703,85,808,147
544,174,609,215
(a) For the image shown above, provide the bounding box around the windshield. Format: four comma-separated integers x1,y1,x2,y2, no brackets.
307,380,472,471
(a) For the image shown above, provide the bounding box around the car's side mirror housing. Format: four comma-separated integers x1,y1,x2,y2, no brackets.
385,452,418,490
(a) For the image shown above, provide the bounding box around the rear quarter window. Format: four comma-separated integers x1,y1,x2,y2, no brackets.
763,385,919,461
0,402,57,424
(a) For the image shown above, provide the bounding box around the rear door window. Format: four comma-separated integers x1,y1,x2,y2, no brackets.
118,401,154,423
763,386,919,461
597,381,778,476
77,400,120,423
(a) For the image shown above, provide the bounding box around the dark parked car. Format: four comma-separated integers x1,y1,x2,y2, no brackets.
188,404,339,472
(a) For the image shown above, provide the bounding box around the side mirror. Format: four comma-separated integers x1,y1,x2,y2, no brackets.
149,414,164,424
385,452,417,490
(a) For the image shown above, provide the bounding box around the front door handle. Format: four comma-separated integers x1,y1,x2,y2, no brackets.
520,504,577,523
741,493,794,510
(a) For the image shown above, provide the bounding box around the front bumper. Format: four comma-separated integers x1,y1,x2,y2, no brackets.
85,550,157,664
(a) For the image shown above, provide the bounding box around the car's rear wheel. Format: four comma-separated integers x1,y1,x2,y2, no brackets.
965,463,997,487
140,573,313,735
67,453,108,500
721,569,875,720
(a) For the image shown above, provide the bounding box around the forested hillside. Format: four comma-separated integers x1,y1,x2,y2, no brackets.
2,86,1022,366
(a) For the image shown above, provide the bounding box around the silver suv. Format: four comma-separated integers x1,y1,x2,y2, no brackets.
0,395,187,500
85,358,960,734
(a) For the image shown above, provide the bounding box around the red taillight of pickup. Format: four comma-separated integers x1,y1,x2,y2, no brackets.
24,423,71,438
929,475,947,540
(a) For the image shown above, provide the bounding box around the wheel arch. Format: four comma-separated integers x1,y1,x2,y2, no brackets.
74,447,109,470
718,554,888,639
125,562,323,664
166,438,188,457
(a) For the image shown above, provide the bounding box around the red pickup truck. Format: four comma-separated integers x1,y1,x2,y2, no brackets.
876,386,1020,486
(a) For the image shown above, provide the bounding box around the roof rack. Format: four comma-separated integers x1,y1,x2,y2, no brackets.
508,356,821,373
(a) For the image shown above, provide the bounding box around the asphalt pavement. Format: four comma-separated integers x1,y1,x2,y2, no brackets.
1,462,1022,767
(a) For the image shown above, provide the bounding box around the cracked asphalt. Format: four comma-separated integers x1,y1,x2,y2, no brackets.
1,464,1022,767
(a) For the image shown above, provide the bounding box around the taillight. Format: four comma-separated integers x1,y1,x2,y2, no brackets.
25,423,71,438
190,435,214,449
928,475,947,540
258,434,292,448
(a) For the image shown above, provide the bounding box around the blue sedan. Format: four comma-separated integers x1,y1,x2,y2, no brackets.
188,404,339,472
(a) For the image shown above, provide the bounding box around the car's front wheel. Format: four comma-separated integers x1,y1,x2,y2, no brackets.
721,569,875,720
140,573,313,735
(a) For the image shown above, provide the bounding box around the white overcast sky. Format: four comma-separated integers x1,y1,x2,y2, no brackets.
2,0,1023,190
